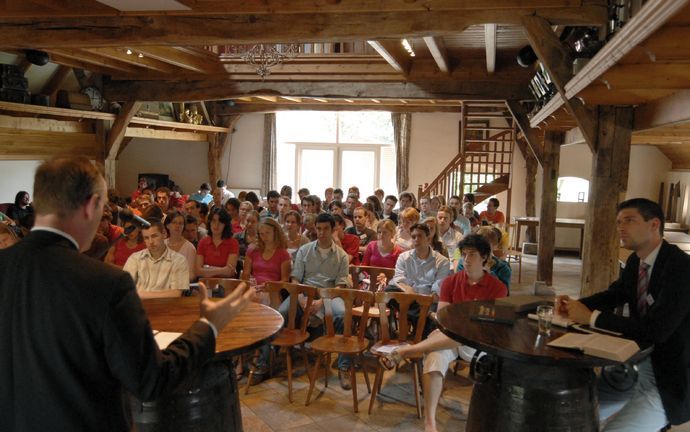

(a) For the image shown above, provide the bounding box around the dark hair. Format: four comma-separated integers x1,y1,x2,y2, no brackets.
185,215,198,226
489,197,500,208
450,195,461,202
199,203,209,217
438,205,456,220
208,207,233,239
267,190,280,200
14,191,29,207
216,179,225,188
144,218,166,235
33,157,102,218
332,213,345,227
329,200,344,210
280,185,292,196
200,183,211,191
333,188,344,196
315,212,335,228
410,222,430,237
384,195,398,204
164,210,186,235
185,199,199,209
301,195,315,205
284,210,302,225
346,193,359,201
142,205,164,220
245,191,259,205
156,187,171,195
458,234,492,263
225,197,241,212
366,195,382,213
617,198,665,235
399,192,413,201
298,188,310,196
464,193,476,204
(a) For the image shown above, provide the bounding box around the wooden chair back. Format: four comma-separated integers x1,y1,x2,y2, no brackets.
507,223,520,252
375,291,435,345
320,288,375,339
263,281,318,333
349,265,395,292
199,278,246,297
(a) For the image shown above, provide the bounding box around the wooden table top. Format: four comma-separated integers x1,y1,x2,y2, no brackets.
514,217,585,226
436,301,617,368
142,297,284,359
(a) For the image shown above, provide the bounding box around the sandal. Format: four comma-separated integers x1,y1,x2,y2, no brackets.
379,348,404,371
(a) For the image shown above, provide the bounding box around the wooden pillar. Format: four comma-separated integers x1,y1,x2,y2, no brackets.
537,130,563,285
525,151,538,243
207,114,241,187
581,107,633,297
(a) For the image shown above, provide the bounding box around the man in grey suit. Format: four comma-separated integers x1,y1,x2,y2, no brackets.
0,156,254,432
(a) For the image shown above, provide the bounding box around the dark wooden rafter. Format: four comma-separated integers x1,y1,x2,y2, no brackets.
536,130,563,285
105,101,142,161
208,114,241,187
40,65,71,105
521,15,599,152
506,99,543,164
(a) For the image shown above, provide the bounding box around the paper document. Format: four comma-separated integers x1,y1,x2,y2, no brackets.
153,331,183,349
528,313,574,328
376,343,408,354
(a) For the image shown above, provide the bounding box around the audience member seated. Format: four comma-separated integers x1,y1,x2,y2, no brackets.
0,223,20,249
381,195,399,224
361,202,380,231
463,202,480,230
327,200,353,228
136,194,153,215
323,187,334,208
332,214,361,265
260,190,281,220
234,210,259,273
396,207,420,251
195,208,239,278
381,234,507,432
131,177,148,201
463,193,480,218
183,215,202,248
245,191,262,213
141,204,164,221
168,185,186,210
16,213,35,238
105,219,146,268
479,197,506,226
430,195,445,213
397,192,414,214
448,195,471,235
456,226,511,290
422,216,449,258
333,187,344,203
366,195,384,219
297,187,310,203
302,213,317,241
189,182,213,205
388,223,451,337
155,187,171,212
7,191,33,223
362,219,402,269
278,195,292,225
124,219,189,299
211,186,224,211
437,206,463,260
345,207,377,255
217,179,234,204
374,188,385,204
288,213,352,389
238,200,253,229
84,231,109,260
419,196,434,220
284,210,310,260
164,210,197,282
344,193,360,221
224,198,243,233
301,195,316,215
98,208,124,246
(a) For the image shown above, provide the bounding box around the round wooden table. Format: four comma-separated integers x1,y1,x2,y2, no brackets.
437,301,622,432
133,297,284,432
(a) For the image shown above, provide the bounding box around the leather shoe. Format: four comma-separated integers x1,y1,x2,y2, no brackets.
339,368,352,390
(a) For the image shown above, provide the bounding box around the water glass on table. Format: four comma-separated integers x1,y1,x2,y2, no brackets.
537,305,554,336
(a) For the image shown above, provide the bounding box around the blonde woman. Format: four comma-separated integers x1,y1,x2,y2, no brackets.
396,207,420,251
284,210,310,259
362,219,402,268
241,217,291,294
164,210,197,281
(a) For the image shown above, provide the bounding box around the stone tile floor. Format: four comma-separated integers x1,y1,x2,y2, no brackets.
238,253,690,431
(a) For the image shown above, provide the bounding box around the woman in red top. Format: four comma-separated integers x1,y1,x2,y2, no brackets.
104,221,145,267
195,207,239,278
380,234,507,432
362,219,402,268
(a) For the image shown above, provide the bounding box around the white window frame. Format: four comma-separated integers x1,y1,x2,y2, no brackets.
293,142,382,191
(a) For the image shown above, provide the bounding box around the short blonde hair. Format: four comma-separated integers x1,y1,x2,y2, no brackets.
401,207,420,222
377,219,396,236
257,217,287,250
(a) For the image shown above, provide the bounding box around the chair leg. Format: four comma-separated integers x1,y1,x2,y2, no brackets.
301,343,310,373
286,347,294,403
518,257,522,283
244,349,259,395
412,360,422,419
350,364,358,413
368,365,384,415
305,353,322,406
360,353,371,393
325,353,331,388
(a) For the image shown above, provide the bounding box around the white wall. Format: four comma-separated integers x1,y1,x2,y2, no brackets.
0,160,42,204
223,114,264,195
408,113,461,195
628,145,671,200
116,138,209,196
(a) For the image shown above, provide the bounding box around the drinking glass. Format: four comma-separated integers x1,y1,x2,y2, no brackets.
537,305,554,336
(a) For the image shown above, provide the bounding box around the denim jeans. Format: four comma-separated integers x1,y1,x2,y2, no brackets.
598,358,667,431
278,295,351,370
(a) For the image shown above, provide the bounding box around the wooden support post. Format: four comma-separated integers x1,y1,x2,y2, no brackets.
104,101,141,188
525,146,538,243
581,107,633,297
537,130,563,285
207,114,241,187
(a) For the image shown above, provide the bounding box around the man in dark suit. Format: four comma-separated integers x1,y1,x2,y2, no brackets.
0,157,254,432
557,198,690,430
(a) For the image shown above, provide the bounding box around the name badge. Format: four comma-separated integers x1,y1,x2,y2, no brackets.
646,294,655,306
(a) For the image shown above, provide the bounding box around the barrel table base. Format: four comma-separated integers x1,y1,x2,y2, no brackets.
467,358,599,432
131,361,242,432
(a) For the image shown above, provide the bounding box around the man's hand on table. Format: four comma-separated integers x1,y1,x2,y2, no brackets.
555,294,593,324
198,281,254,332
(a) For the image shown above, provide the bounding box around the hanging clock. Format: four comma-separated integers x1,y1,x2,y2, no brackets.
81,86,105,111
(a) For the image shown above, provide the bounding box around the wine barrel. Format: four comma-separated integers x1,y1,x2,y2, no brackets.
467,357,598,432
131,361,242,432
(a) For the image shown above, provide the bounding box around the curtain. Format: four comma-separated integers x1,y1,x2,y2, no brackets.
392,112,412,192
261,113,277,195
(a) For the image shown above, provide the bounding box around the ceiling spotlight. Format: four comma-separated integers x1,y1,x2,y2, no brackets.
138,53,144,58
401,39,416,57
126,49,133,55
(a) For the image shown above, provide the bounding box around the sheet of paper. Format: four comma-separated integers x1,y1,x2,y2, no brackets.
376,342,408,354
153,331,183,349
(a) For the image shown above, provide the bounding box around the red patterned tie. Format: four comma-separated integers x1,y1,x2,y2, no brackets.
637,262,650,315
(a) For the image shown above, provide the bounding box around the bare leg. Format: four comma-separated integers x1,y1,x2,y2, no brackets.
397,329,460,359
422,371,444,432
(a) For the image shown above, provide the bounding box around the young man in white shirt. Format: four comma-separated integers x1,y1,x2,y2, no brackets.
124,219,189,299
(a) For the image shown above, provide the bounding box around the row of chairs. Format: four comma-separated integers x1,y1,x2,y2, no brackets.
200,275,434,416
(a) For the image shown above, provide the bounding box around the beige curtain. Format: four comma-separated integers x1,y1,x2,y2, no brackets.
392,113,412,192
261,113,277,195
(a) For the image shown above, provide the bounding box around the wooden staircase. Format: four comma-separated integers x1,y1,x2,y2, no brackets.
418,102,516,210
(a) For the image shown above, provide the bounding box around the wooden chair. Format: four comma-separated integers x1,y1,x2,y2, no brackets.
244,281,318,402
199,277,246,297
505,223,522,283
349,265,395,320
368,291,435,418
305,288,374,413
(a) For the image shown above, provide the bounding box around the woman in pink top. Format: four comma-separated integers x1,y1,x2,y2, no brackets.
242,218,291,290
363,219,402,268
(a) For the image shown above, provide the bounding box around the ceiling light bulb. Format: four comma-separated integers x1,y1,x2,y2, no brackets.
138,53,144,58
126,49,133,55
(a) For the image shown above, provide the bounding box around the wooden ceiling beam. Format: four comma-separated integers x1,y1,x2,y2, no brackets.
105,101,141,161
0,7,607,49
214,103,462,114
103,79,530,102
484,23,497,74
522,15,599,152
506,100,543,164
367,40,411,74
134,46,222,73
423,36,450,74
599,63,690,90
82,48,182,73
0,1,608,18
635,90,690,131
40,65,71,105
46,49,144,74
